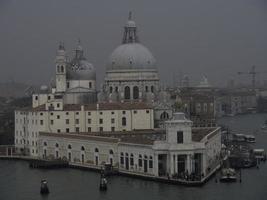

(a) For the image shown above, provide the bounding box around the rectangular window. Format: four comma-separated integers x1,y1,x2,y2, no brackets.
99,127,103,132
99,119,103,124
66,112,69,115
76,112,79,115
88,112,91,116
88,119,91,124
66,128,69,133
177,131,184,144
57,103,60,108
89,82,92,88
75,119,79,124
100,112,103,115
111,118,115,123
134,110,137,114
50,112,53,116
75,127,79,133
50,120,54,125
40,120,43,125
88,127,91,132
111,111,114,115
111,127,115,132
122,111,126,114
57,115,60,119
40,113,43,116
66,119,69,124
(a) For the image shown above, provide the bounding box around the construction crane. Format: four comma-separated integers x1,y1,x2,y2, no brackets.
237,66,267,89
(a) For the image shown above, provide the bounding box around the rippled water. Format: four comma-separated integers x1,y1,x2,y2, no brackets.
1,114,267,200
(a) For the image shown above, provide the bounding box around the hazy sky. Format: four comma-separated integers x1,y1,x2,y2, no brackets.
1,0,267,87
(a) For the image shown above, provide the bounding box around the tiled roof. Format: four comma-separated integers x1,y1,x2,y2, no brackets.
22,102,152,112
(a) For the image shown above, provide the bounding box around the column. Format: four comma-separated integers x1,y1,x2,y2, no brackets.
202,153,206,176
187,154,191,174
170,153,174,175
175,154,178,174
154,153,158,176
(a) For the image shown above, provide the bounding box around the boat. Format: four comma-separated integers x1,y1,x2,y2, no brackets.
99,175,107,191
253,149,266,161
261,120,267,130
40,179,49,195
219,168,237,182
244,135,256,143
232,134,246,142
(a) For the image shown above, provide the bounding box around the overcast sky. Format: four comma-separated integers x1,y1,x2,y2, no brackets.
1,0,267,87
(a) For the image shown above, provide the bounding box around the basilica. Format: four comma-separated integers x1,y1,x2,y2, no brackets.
14,13,222,185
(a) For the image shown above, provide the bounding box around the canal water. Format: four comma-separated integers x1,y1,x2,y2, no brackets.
1,114,267,200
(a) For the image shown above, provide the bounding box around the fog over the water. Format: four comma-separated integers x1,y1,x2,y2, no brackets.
1,0,267,87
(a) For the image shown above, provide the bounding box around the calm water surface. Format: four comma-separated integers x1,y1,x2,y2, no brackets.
1,114,267,200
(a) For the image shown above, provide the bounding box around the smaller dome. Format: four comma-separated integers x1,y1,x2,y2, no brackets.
67,60,96,80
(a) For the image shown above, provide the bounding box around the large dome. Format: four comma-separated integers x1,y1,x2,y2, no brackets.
107,43,156,70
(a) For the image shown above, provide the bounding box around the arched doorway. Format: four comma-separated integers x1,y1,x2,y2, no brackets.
124,86,130,100
133,86,139,99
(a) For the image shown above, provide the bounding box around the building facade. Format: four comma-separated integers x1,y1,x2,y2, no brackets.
15,102,154,157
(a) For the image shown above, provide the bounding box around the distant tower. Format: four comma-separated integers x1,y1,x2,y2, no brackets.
55,42,67,93
181,75,190,88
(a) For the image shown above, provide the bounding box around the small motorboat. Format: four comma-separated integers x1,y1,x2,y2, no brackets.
220,168,237,182
261,120,267,130
99,175,107,191
40,179,49,195
244,135,256,143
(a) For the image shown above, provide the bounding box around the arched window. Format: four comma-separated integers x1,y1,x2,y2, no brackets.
151,86,154,93
95,148,99,153
109,150,114,155
115,87,118,92
124,86,130,100
138,155,142,167
55,143,59,148
109,86,113,93
68,144,72,149
133,86,139,99
130,154,134,166
57,66,60,73
149,156,153,168
61,65,64,73
122,117,126,126
44,142,47,146
120,152,124,165
81,146,85,151
160,111,169,120
145,86,148,92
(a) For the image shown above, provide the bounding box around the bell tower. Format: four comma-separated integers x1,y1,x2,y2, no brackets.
55,42,67,93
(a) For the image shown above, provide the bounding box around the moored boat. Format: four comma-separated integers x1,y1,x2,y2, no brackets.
219,168,237,182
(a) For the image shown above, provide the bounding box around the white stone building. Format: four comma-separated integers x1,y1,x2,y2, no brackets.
38,113,222,182
15,102,154,157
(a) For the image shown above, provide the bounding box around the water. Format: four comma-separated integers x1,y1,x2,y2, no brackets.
1,114,267,200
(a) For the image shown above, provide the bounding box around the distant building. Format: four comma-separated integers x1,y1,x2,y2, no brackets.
215,89,257,117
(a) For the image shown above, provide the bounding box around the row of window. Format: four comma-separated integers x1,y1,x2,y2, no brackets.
66,82,93,89
120,153,153,169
